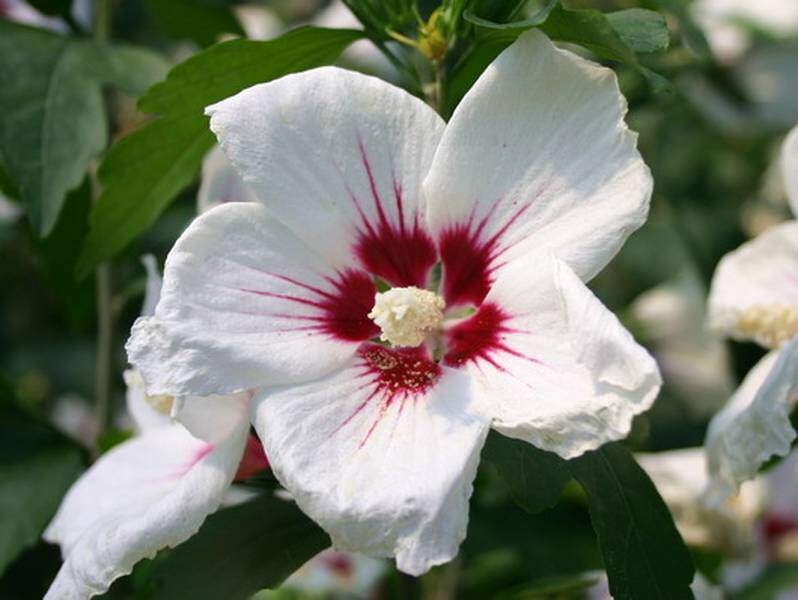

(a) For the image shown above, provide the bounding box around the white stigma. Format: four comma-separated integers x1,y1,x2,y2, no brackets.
368,286,445,348
718,303,798,348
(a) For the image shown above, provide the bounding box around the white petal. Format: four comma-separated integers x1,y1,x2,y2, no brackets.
707,221,798,348
252,345,490,576
704,338,798,504
123,368,172,432
444,253,660,459
175,391,252,445
126,202,379,397
423,29,652,307
139,254,163,318
206,66,444,287
783,121,798,217
196,145,258,215
43,408,249,599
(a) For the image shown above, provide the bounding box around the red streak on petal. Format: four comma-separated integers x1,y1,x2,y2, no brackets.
443,302,538,370
439,201,531,307
169,442,214,480
334,344,441,447
240,269,378,342
234,432,270,481
350,139,437,287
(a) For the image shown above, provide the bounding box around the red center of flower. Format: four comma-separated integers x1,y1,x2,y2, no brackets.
361,345,441,394
335,344,442,447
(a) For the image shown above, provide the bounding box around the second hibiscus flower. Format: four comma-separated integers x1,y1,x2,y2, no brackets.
127,29,661,575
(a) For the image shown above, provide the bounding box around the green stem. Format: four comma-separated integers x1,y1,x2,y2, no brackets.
434,59,446,116
92,0,113,449
93,0,110,43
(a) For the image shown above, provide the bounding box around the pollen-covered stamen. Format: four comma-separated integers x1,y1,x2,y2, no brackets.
721,303,798,348
368,286,445,347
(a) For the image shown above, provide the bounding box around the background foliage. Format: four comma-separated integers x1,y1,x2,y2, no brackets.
1,0,797,598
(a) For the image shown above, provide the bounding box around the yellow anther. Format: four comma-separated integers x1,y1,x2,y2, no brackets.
735,303,798,348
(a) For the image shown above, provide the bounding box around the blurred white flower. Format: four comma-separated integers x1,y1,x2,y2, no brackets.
0,194,21,224
705,121,798,501
233,4,284,41
693,0,798,61
0,0,67,31
632,271,735,417
638,448,765,555
282,548,386,598
639,447,798,592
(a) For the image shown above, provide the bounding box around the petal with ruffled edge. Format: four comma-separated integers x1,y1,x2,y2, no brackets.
127,202,379,397
707,221,798,348
206,66,444,288
44,395,250,599
704,338,798,505
443,253,660,459
783,122,798,217
423,29,652,307
252,345,490,576
196,145,258,215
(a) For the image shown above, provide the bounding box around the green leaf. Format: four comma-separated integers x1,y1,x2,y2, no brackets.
0,155,20,202
568,443,695,600
0,398,85,576
0,22,106,236
145,0,245,48
539,5,670,91
36,177,95,326
138,27,365,116
0,22,169,237
446,29,517,115
643,0,711,60
606,9,670,54
93,43,171,97
77,26,364,277
734,563,798,600
78,115,216,279
464,0,531,28
481,432,570,514
463,0,558,31
451,2,669,115
147,493,329,599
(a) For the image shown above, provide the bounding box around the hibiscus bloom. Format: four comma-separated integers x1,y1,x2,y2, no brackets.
45,160,267,598
128,30,660,575
704,122,798,502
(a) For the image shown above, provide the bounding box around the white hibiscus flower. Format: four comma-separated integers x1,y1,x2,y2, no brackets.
127,30,660,576
705,122,798,502
44,193,267,598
